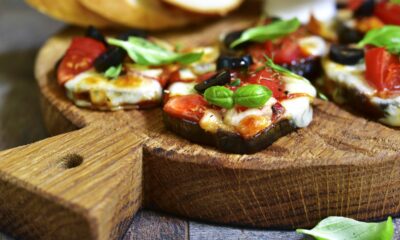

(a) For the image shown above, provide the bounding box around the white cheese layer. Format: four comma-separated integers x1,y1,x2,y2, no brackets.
263,0,336,23
167,81,197,97
298,36,328,57
223,97,277,127
281,97,314,128
65,70,162,110
323,58,400,127
282,75,317,98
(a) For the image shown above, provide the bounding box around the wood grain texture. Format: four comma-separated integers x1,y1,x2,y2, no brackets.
0,125,143,240
1,12,400,240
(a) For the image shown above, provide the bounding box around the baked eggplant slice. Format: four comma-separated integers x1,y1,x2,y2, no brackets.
321,26,400,127
163,113,295,154
163,57,317,153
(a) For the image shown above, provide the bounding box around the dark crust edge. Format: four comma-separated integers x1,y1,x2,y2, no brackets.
163,112,296,154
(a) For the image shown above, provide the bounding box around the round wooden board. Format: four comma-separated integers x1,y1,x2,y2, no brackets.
2,15,400,240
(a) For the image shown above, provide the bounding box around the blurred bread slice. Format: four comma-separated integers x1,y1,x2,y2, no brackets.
79,0,206,30
25,0,115,27
161,0,244,15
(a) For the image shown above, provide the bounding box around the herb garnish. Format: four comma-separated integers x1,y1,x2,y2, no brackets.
230,18,301,48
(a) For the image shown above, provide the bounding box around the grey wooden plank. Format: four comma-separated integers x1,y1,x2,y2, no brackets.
123,210,188,240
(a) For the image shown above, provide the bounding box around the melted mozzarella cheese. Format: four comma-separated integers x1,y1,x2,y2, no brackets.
167,81,197,97
323,58,375,95
223,97,277,127
281,97,314,128
282,75,317,97
298,36,328,57
65,70,162,110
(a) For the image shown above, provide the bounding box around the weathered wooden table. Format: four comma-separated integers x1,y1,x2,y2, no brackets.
1,1,399,239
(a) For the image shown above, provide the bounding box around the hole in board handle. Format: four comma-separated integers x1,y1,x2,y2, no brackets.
59,154,84,169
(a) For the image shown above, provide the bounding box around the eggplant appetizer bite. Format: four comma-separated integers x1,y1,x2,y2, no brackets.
163,55,317,154
56,27,203,110
222,18,328,82
322,26,400,127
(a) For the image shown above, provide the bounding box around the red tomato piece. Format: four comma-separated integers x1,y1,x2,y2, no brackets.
163,94,208,122
365,47,400,92
347,0,364,11
246,68,284,99
374,1,400,25
270,38,304,65
57,37,106,85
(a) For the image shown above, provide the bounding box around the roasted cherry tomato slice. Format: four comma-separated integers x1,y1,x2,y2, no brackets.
365,47,400,92
247,68,284,99
374,1,400,25
57,37,106,85
164,94,208,122
268,37,304,65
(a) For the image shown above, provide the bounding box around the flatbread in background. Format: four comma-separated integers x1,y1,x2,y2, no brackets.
78,0,207,30
161,0,244,15
25,0,115,28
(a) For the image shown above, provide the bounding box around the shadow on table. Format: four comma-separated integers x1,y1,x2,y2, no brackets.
0,49,48,151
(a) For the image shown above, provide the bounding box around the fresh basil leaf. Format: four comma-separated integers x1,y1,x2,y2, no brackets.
107,37,203,66
204,86,234,109
230,18,301,48
233,84,272,108
297,216,394,240
264,56,302,79
104,64,122,79
390,0,400,4
358,26,400,55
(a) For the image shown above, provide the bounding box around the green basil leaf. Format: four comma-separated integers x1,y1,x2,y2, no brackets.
233,84,272,108
358,26,400,55
204,86,234,109
230,18,301,48
107,37,203,66
390,0,400,4
104,64,122,79
264,56,302,79
230,78,241,86
297,216,394,240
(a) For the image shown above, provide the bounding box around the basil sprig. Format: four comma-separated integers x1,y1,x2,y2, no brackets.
230,18,301,48
204,86,234,109
297,216,394,240
107,37,203,66
358,26,400,55
265,56,302,79
104,64,122,79
234,85,272,108
204,85,272,109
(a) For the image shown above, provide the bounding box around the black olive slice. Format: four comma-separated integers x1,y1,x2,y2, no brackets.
223,30,246,49
94,47,126,72
337,21,364,44
194,70,231,93
354,0,375,18
283,58,322,81
329,45,364,66
85,26,107,45
217,55,253,70
117,29,147,40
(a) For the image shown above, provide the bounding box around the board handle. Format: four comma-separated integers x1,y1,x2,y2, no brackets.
0,124,143,240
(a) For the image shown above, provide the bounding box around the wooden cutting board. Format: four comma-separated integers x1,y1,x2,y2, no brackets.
1,14,400,240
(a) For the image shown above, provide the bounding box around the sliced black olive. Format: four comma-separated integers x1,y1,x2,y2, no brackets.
94,47,126,72
336,2,347,9
337,21,364,44
283,58,322,81
329,45,364,65
163,112,296,154
194,70,231,93
85,26,107,45
117,29,147,40
223,30,247,49
217,55,253,70
354,0,375,18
